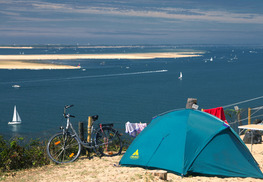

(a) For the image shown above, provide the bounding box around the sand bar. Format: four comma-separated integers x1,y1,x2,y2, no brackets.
0,52,203,69
0,52,202,61
0,46,33,49
0,60,79,70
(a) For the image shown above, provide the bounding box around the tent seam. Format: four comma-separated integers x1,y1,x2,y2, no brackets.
185,126,227,174
145,134,170,168
182,110,191,176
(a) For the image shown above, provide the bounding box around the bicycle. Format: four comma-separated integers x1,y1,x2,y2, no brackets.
46,105,122,164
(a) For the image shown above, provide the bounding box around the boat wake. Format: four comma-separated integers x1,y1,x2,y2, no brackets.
62,69,168,81
2,70,168,84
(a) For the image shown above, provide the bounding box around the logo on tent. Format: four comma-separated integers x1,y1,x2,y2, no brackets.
130,149,139,159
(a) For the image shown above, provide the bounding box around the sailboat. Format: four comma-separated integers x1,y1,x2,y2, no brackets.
8,105,22,125
178,72,183,80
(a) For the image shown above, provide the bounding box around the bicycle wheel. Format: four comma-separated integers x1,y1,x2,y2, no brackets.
47,132,81,164
95,127,122,156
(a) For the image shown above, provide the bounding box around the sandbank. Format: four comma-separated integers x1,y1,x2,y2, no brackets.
0,52,202,69
0,46,33,49
0,52,202,60
0,60,79,70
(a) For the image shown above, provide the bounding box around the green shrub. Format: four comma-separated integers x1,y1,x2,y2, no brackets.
0,136,50,172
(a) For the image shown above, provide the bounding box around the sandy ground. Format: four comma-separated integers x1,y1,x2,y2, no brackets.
0,52,202,69
2,140,263,182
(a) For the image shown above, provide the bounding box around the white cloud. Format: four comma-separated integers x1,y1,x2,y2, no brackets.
31,2,263,24
32,2,72,10
1,0,263,25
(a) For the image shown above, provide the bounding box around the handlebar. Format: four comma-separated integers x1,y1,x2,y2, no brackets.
65,104,74,109
63,105,97,120
63,104,75,118
68,114,75,118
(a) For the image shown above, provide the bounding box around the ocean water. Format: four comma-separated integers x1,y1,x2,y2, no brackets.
0,45,263,140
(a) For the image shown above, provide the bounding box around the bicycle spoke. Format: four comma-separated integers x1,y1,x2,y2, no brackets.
47,132,81,164
95,127,122,156
64,142,79,150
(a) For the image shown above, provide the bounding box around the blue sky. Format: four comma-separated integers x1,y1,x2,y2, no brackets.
1,0,263,45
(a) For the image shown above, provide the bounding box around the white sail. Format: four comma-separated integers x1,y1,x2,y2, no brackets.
9,105,22,125
178,72,182,80
13,106,21,122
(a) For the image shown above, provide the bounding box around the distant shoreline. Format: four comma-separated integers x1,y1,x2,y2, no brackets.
0,52,203,69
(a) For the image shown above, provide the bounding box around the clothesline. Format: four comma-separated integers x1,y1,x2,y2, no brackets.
232,107,263,124
230,114,263,124
154,96,263,119
251,106,263,110
221,95,263,109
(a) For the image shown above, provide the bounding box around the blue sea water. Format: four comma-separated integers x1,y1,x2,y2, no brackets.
0,45,263,140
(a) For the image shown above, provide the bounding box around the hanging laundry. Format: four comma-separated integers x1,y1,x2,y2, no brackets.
137,123,147,134
125,121,147,137
202,107,228,124
125,122,138,137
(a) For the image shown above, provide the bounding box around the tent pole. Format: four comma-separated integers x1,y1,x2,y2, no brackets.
248,108,251,125
251,131,253,152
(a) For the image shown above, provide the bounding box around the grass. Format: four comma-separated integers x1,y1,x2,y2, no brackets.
0,136,50,172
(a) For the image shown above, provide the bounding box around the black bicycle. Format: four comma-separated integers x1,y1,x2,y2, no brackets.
46,105,122,164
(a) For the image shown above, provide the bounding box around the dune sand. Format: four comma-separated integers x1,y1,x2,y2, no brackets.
2,138,263,182
0,52,202,69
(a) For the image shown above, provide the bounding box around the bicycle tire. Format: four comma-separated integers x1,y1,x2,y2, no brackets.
47,132,81,164
95,127,122,156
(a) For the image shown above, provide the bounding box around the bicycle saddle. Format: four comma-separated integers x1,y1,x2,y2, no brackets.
92,115,99,121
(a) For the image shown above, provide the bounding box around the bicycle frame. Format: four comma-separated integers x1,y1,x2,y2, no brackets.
63,115,96,149
63,114,115,150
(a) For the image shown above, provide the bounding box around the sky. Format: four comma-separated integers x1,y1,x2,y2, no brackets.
1,0,263,45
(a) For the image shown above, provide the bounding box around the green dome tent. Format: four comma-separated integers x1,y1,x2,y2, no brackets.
119,109,263,178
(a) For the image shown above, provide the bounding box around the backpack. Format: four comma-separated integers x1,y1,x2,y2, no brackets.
243,130,262,144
